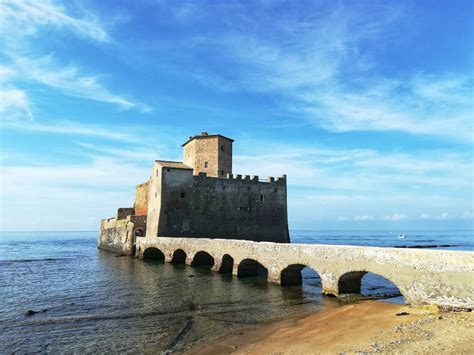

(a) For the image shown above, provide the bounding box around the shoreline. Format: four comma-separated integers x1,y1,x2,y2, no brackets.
191,300,474,354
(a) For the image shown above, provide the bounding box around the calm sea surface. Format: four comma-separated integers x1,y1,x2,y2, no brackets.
1,230,472,353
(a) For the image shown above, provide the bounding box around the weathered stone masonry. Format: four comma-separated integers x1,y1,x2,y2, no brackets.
98,131,474,311
136,237,474,311
98,132,290,255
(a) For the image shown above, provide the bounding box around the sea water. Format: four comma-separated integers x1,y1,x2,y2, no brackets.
1,230,472,353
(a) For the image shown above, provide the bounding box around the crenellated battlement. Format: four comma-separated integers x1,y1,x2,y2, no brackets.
194,171,286,185
98,132,290,255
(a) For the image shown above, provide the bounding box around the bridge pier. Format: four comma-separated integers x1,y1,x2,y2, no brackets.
135,237,474,311
319,271,339,297
267,271,282,285
211,258,222,272
232,263,239,276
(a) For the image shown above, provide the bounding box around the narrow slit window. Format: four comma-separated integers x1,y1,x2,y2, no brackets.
221,170,224,176
180,192,185,198
221,145,224,151
204,162,208,168
259,194,264,202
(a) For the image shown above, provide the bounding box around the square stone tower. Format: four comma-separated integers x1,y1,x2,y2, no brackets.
182,132,234,177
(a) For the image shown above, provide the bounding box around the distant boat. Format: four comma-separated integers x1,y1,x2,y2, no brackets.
398,234,406,239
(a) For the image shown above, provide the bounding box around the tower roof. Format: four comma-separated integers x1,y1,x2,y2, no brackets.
155,160,192,170
181,132,234,147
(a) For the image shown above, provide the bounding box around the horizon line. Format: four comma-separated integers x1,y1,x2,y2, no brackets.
0,229,472,233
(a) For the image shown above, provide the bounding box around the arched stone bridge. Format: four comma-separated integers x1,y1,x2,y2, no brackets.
136,237,474,310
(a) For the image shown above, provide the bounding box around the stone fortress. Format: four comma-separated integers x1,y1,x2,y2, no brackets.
99,132,290,255
98,132,474,311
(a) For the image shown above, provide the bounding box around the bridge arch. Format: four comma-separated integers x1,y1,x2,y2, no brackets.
280,264,322,287
143,247,165,261
171,249,187,264
191,250,215,268
337,270,405,301
237,258,268,278
218,254,234,274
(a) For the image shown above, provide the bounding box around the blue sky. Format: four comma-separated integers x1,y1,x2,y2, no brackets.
0,0,472,231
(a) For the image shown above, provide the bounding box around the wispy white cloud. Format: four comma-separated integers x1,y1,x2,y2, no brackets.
173,2,471,141
75,142,170,162
11,54,138,110
336,211,474,222
461,211,474,219
0,157,150,230
234,143,472,192
302,75,473,142
354,215,375,221
0,0,151,116
2,119,139,142
1,157,149,192
0,89,33,120
232,139,472,226
384,212,408,221
418,211,474,220
0,0,109,43
0,67,16,82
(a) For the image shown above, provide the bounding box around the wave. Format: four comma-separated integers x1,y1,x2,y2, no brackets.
393,244,459,249
0,258,69,264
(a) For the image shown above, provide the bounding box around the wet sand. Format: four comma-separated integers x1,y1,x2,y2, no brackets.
192,301,474,354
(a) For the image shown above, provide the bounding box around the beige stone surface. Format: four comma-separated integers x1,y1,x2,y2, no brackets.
98,215,146,255
183,133,233,177
99,132,290,244
133,181,149,216
136,237,474,309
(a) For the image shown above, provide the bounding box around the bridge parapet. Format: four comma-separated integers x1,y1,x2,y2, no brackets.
136,237,474,311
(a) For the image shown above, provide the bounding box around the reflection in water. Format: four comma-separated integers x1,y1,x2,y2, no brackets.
0,231,433,353
1,239,335,353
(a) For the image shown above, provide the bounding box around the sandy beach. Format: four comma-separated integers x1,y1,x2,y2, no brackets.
192,301,474,354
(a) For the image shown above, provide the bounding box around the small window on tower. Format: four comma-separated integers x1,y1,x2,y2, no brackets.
259,194,264,202
180,192,185,198
221,170,224,176
204,162,208,168
221,145,224,151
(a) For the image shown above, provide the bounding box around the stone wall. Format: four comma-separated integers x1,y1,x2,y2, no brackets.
117,208,135,220
217,136,232,178
145,163,164,238
183,135,232,177
136,237,474,311
98,215,146,255
134,181,149,216
151,168,289,242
